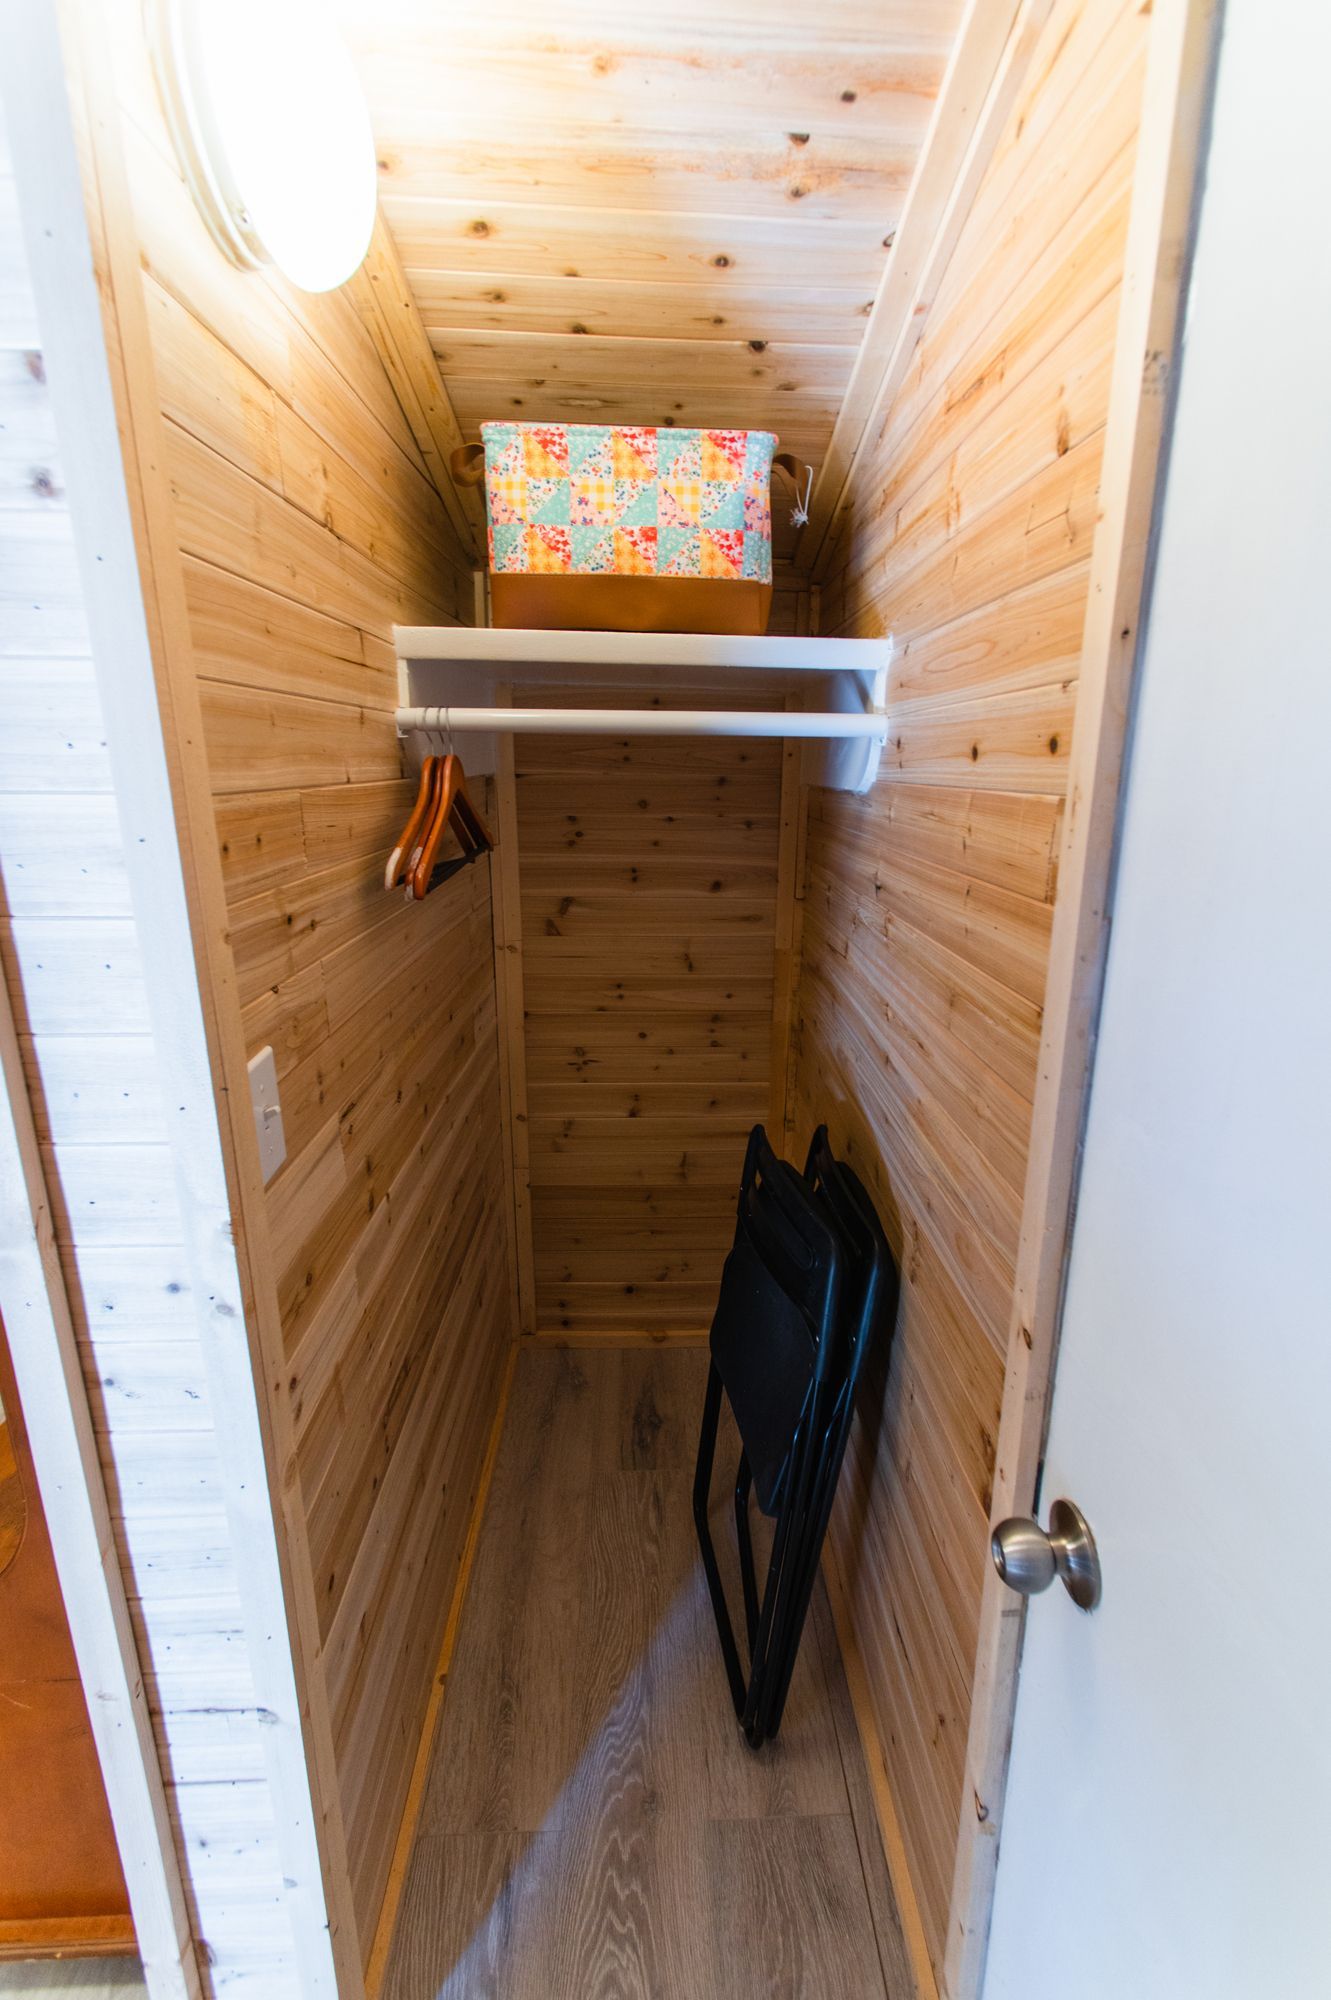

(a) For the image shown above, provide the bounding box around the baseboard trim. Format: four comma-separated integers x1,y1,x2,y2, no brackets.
363,1340,519,1998
821,1534,941,2000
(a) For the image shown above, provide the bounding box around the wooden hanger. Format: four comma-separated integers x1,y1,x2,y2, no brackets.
407,752,494,900
385,755,438,891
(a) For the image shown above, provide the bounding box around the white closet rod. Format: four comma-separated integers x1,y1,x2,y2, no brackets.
396,706,887,740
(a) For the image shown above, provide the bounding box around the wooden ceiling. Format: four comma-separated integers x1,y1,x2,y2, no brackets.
336,1,965,561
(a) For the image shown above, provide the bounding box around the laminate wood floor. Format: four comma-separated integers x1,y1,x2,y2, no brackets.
382,1345,911,2000
0,1967,145,1997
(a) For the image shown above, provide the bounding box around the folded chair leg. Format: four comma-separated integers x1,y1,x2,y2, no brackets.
692,1361,748,1721
734,1452,760,1652
740,1455,806,1749
761,1386,857,1743
756,1448,838,1744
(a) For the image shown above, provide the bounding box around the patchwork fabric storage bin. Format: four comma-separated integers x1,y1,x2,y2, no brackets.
455,423,789,634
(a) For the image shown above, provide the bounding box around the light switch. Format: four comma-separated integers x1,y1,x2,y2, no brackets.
247,1044,286,1183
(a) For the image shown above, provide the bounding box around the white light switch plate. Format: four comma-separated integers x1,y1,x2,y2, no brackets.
247,1044,286,1183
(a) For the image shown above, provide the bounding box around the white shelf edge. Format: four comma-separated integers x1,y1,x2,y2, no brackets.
392,625,892,674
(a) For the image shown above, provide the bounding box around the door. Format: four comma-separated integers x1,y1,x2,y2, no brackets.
983,5,1331,1996
0,1314,134,1957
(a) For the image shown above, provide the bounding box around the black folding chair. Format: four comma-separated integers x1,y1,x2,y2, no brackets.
693,1123,899,1748
691,1125,843,1746
751,1125,899,1743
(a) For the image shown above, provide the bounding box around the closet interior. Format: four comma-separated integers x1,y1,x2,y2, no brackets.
0,0,1202,1994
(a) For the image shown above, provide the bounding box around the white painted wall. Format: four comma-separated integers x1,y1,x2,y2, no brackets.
983,2,1331,1994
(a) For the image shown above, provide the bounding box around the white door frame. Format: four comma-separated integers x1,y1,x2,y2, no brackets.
0,940,201,1993
1,32,199,1990
2,6,356,1991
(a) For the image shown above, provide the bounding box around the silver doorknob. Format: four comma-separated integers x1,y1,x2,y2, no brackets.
991,1498,1102,1611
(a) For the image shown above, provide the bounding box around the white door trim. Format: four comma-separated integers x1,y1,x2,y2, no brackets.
1,6,354,1990
0,924,200,1993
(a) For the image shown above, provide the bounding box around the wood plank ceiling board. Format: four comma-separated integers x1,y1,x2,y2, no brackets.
334,0,967,562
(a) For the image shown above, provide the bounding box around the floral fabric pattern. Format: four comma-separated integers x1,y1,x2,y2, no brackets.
480,424,777,582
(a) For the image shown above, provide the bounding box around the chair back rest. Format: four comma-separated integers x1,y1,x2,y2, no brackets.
709,1126,842,1515
802,1124,900,1394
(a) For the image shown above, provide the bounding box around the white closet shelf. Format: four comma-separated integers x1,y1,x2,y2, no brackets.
393,626,893,793
392,626,890,675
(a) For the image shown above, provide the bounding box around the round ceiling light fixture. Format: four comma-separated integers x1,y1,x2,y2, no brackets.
148,0,377,293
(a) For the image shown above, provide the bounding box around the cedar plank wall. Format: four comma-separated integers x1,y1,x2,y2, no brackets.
790,0,1148,1980
517,586,804,1336
99,4,513,1957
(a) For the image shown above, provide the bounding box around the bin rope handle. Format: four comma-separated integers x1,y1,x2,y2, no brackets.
790,463,814,528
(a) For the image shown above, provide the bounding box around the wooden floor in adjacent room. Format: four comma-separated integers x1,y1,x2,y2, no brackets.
381,1345,911,2000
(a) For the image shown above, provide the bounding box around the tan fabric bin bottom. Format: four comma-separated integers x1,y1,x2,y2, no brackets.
489,574,773,636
